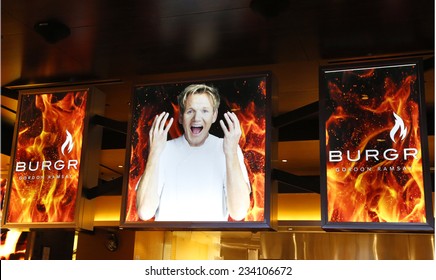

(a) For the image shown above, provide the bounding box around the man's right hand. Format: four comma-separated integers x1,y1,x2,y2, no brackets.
137,112,173,221
148,112,173,156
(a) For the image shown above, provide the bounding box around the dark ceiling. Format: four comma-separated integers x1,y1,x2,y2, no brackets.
2,0,434,83
1,0,435,194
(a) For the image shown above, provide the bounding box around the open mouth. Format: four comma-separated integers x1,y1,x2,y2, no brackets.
191,125,203,135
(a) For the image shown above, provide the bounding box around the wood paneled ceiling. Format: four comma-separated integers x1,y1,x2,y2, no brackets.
1,0,434,194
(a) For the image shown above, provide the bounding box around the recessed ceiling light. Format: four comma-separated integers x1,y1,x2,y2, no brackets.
34,19,70,44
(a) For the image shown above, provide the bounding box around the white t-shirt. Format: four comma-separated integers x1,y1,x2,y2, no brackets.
154,134,250,221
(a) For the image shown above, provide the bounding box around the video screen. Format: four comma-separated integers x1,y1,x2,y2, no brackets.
4,89,88,226
122,73,273,229
319,59,434,232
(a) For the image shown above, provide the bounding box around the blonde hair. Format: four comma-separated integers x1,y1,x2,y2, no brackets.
177,84,220,113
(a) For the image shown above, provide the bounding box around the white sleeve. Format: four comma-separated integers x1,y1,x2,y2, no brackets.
237,145,251,192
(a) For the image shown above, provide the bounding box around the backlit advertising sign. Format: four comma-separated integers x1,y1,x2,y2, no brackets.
121,73,275,230
319,59,434,232
2,87,104,229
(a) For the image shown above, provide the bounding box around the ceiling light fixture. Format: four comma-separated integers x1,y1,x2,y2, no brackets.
34,19,71,44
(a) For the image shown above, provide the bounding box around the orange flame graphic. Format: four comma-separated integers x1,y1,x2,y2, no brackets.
7,91,88,224
325,67,427,223
0,229,28,260
233,101,266,221
1,178,6,221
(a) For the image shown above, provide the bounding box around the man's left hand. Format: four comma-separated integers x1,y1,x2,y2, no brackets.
220,111,242,156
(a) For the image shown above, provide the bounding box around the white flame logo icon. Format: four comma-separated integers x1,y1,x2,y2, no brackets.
61,130,74,155
389,112,407,143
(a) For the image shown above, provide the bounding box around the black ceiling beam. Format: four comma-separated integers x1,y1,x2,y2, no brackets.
1,104,16,114
274,101,319,141
82,176,123,199
101,128,127,150
425,105,434,136
423,56,434,71
273,101,318,128
1,121,14,156
90,115,127,134
277,181,317,193
1,87,19,99
278,118,319,141
272,168,320,193
4,78,123,91
90,115,128,150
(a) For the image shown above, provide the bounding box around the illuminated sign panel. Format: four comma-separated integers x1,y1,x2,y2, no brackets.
319,59,434,232
121,73,275,230
2,88,101,228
